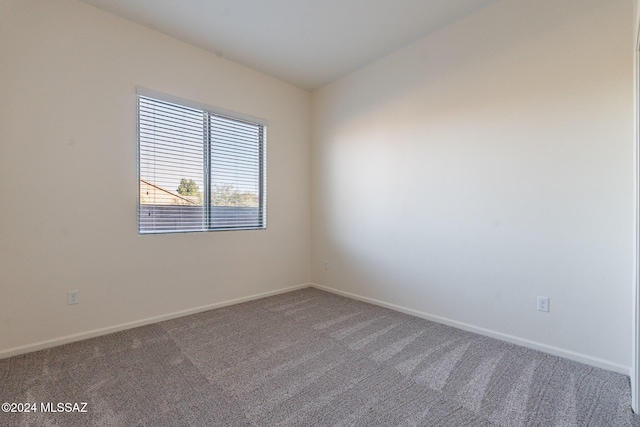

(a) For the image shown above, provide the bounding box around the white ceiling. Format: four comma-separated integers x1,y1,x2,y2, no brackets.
79,0,500,90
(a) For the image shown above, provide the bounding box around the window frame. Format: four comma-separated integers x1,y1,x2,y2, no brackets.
137,88,268,235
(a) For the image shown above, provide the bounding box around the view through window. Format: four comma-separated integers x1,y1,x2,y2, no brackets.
138,93,266,234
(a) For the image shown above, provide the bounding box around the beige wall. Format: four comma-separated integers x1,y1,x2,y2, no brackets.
1,0,636,375
311,0,635,371
0,0,311,354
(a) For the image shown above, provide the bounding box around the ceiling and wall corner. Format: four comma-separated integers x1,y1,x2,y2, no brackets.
77,0,501,90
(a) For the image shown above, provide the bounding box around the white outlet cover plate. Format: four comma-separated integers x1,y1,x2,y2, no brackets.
68,291,79,305
537,296,549,312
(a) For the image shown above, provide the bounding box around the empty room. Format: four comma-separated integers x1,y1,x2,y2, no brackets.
1,0,639,425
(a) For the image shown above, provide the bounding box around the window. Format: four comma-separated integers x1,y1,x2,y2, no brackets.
138,90,266,234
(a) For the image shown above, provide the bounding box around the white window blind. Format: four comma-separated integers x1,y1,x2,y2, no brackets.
138,92,266,234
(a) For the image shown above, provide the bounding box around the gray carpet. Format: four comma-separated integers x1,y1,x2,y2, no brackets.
1,287,638,426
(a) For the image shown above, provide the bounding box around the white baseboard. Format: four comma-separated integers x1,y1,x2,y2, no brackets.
310,283,631,376
0,283,312,360
3,282,631,377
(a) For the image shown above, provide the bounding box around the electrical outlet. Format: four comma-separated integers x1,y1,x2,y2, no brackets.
323,261,329,270
537,296,549,312
68,290,79,305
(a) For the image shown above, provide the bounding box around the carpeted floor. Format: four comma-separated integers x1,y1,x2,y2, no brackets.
1,287,639,426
